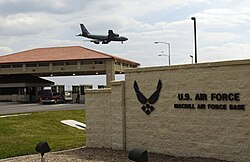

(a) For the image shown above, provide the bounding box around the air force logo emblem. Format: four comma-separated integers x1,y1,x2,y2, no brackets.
133,80,162,115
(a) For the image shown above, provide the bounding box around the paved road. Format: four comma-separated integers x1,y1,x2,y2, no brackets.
0,102,84,115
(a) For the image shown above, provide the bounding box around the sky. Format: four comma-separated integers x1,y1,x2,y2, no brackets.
0,0,250,89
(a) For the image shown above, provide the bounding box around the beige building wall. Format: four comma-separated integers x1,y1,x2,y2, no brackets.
85,59,250,162
85,88,112,148
85,81,126,149
110,81,126,150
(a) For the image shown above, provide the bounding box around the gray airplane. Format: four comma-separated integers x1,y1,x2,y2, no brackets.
76,24,128,44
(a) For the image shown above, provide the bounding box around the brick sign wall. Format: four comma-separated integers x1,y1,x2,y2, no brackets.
86,60,250,162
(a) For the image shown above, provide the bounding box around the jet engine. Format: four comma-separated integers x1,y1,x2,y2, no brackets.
91,40,100,44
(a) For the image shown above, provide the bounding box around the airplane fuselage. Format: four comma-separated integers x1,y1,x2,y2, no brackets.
84,34,128,42
77,24,128,44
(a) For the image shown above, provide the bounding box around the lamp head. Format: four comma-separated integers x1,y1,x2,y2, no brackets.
35,142,51,157
128,148,148,162
191,17,196,20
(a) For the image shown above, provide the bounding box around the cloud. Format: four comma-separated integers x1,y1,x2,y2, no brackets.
0,46,13,56
0,0,250,68
41,39,84,47
0,0,80,15
194,8,250,28
200,43,250,62
1,0,250,88
198,31,240,47
0,13,60,36
95,0,208,17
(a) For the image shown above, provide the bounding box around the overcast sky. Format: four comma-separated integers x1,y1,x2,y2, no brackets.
1,0,250,88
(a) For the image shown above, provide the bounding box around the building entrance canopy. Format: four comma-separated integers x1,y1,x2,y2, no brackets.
0,46,140,87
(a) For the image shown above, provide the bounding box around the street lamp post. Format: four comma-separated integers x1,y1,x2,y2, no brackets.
191,17,197,63
190,55,193,64
154,41,171,65
158,52,169,63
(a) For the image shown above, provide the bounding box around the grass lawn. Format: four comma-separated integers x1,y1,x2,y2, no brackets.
0,109,86,159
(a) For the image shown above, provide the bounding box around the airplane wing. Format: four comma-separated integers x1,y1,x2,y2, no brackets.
84,39,112,45
102,40,111,44
90,40,100,44
83,39,100,44
100,30,119,44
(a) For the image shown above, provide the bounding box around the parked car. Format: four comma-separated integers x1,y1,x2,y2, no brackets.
40,90,65,104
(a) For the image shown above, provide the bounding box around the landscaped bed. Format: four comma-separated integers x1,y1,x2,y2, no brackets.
0,147,230,162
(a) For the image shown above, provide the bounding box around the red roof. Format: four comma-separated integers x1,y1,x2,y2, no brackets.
0,46,140,65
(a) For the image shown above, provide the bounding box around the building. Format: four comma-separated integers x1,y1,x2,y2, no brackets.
0,74,54,102
0,46,140,102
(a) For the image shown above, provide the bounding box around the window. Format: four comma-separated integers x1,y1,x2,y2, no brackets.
65,62,77,65
80,86,85,95
0,87,19,95
53,62,64,66
81,60,93,65
19,87,27,95
38,62,49,66
72,86,79,93
98,85,106,89
26,63,37,67
0,64,11,68
12,64,23,68
122,63,129,67
94,61,103,64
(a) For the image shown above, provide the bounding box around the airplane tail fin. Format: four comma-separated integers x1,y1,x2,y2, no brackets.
80,24,90,35
108,30,119,38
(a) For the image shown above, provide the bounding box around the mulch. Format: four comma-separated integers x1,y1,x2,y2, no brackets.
0,147,231,162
